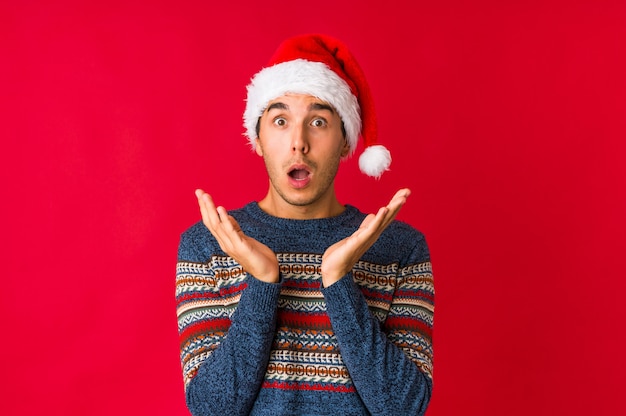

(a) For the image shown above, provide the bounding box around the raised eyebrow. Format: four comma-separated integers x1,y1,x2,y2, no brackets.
309,102,335,113
265,102,288,113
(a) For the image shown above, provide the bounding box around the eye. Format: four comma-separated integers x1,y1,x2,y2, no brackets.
273,117,287,127
311,118,327,128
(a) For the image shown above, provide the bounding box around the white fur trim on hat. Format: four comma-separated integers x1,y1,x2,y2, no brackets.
244,59,361,155
358,145,391,178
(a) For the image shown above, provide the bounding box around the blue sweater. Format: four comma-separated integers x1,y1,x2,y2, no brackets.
176,202,434,415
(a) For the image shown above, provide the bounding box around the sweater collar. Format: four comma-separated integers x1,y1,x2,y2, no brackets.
243,201,362,231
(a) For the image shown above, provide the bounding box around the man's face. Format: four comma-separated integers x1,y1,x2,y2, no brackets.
255,93,350,212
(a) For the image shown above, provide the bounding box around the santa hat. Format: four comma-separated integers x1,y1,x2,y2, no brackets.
243,34,391,178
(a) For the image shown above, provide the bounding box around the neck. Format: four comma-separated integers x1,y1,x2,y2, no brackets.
258,187,345,220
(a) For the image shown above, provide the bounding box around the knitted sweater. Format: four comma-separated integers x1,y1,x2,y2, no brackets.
176,202,434,416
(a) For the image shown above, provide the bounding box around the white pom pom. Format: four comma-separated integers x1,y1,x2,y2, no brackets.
358,145,391,178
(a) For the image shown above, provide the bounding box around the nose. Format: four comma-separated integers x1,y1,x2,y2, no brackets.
290,124,309,154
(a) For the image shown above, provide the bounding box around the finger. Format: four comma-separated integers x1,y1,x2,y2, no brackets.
195,190,233,252
221,209,243,234
354,208,388,243
381,188,411,227
365,192,404,231
362,191,410,241
387,188,411,211
214,206,244,247
362,189,410,233
195,190,210,223
197,190,222,230
358,213,378,230
372,206,392,234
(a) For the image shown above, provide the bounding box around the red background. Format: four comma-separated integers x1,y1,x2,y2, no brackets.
2,1,625,415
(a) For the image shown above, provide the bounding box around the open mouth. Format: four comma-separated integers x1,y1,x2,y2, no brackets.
287,165,311,189
288,168,310,181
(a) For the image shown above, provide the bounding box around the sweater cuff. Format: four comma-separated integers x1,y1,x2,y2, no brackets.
320,273,362,320
237,274,282,323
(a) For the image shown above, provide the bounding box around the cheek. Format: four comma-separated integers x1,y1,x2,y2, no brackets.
257,138,283,160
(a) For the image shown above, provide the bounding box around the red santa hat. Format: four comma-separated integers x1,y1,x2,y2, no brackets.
243,34,391,178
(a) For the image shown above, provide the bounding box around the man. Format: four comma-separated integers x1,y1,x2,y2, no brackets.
176,34,434,415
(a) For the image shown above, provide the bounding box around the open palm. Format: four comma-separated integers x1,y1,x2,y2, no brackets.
196,189,279,283
321,189,411,287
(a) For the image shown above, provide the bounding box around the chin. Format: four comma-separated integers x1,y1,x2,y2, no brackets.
280,189,320,207
284,195,317,207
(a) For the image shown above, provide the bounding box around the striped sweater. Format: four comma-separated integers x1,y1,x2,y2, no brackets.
176,202,434,415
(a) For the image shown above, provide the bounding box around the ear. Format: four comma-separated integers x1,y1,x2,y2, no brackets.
254,138,264,157
340,139,350,158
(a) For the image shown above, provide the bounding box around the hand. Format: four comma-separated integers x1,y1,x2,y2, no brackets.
321,188,411,287
195,189,279,283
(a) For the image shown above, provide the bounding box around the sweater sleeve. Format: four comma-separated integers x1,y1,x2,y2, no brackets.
321,248,434,415
176,231,282,416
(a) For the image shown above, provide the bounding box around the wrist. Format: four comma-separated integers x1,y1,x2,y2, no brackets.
321,270,343,288
255,266,280,283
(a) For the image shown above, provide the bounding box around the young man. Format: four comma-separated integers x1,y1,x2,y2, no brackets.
176,34,434,415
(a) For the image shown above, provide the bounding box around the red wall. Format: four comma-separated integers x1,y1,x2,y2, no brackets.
2,1,625,415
